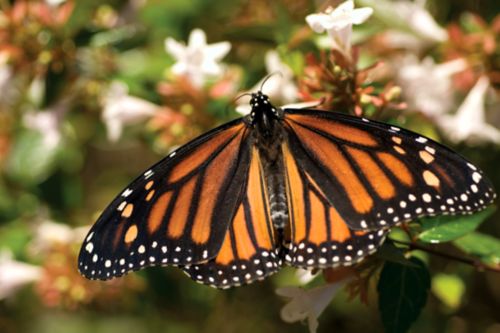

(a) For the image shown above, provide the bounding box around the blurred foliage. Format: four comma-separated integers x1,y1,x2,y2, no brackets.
0,0,499,333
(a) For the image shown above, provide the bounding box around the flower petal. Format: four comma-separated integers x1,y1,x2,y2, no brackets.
277,282,347,333
437,76,500,145
102,82,158,141
336,0,354,12
306,13,330,33
205,41,231,60
188,28,207,47
165,38,186,60
397,56,466,117
165,29,231,88
0,250,42,299
350,7,374,24
306,0,373,55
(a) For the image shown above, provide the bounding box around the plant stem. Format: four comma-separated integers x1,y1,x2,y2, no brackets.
391,238,500,273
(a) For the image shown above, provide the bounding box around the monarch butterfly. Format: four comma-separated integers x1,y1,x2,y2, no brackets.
79,91,496,288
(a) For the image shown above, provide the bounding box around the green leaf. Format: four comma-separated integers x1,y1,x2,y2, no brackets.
5,130,60,186
431,274,465,310
377,257,431,333
0,220,32,257
453,232,500,265
417,207,495,243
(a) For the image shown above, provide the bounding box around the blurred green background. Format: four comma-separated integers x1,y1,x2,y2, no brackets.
0,0,499,332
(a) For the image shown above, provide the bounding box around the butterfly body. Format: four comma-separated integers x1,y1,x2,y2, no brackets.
79,91,496,288
247,92,289,230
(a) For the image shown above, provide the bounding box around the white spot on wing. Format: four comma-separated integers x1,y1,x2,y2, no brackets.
122,188,133,197
117,201,127,211
416,137,428,143
425,146,436,154
85,242,94,253
472,172,482,183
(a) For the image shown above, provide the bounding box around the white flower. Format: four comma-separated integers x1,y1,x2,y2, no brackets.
165,28,231,88
276,282,346,333
29,221,89,254
0,250,42,299
306,1,373,55
296,268,319,285
259,51,298,104
23,109,62,149
236,51,298,115
0,52,17,108
394,0,447,43
102,81,159,142
360,0,447,47
397,56,467,117
0,52,12,95
437,76,500,145
45,0,66,6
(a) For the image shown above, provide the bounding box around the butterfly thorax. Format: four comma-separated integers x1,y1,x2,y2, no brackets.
247,92,289,230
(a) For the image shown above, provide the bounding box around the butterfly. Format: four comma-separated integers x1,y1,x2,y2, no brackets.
78,91,496,288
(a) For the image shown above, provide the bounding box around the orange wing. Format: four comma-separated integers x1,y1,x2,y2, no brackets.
79,119,252,280
282,142,387,268
183,147,280,288
283,110,496,232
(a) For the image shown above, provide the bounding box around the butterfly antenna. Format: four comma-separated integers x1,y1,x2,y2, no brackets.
233,92,254,104
260,71,283,92
224,93,253,117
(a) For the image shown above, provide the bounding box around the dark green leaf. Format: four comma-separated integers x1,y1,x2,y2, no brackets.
453,232,500,266
417,207,495,243
377,257,431,333
375,242,419,268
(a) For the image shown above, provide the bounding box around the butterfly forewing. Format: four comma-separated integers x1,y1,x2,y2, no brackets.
283,109,496,231
183,147,281,288
78,119,250,280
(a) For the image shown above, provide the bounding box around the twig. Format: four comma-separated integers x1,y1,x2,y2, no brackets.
390,238,500,273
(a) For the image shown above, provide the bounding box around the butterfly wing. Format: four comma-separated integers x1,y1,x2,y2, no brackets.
182,147,281,288
281,141,388,267
79,118,251,280
283,109,496,231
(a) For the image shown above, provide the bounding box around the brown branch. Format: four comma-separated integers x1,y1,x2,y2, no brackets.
390,238,500,273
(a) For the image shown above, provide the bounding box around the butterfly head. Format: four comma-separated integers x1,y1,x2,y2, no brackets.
247,91,282,135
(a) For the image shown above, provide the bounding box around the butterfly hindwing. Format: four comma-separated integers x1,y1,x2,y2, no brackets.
281,142,388,268
283,109,496,231
182,148,281,288
78,119,251,280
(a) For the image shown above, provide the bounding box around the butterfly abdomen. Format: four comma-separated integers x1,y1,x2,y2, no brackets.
253,116,290,230
266,167,289,229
